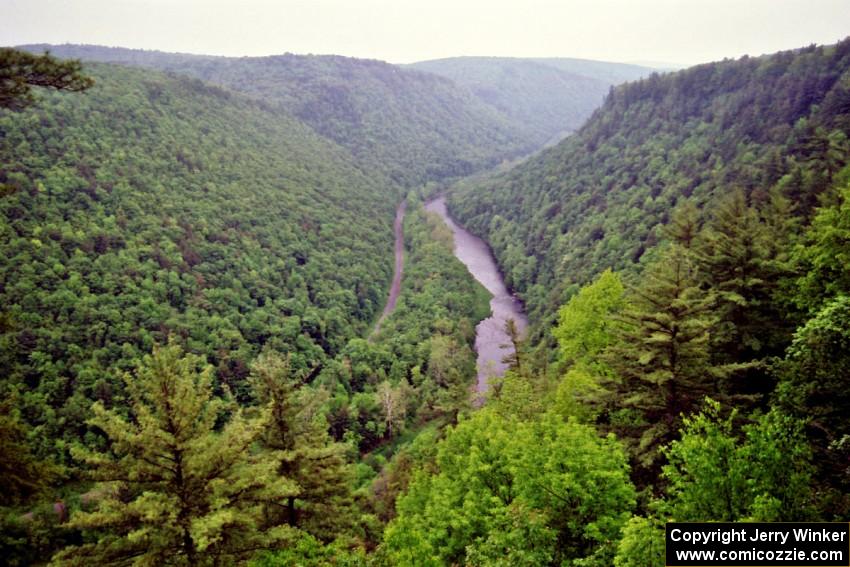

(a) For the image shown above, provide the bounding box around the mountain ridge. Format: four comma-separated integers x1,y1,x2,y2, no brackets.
18,43,538,186
407,55,656,144
448,39,850,326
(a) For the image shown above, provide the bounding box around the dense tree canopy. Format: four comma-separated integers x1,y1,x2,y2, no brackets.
383,408,635,566
51,343,297,566
20,44,537,187
450,40,850,327
4,35,850,566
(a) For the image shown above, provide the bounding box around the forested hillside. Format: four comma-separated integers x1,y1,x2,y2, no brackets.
450,40,850,324
21,44,537,186
407,58,611,144
383,39,850,565
0,52,501,562
6,35,850,567
0,61,402,455
408,57,653,144
526,57,656,84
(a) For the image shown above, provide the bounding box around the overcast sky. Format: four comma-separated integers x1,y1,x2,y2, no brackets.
2,0,849,66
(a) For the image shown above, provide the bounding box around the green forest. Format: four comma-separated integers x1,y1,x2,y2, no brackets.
19,44,538,188
2,33,850,566
406,57,650,145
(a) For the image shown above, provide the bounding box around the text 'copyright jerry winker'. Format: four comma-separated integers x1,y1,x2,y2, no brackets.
666,522,850,566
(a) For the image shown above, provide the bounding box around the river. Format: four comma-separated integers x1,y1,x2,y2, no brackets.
424,197,528,395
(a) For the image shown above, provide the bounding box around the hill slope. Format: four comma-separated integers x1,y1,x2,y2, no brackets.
21,44,537,186
408,56,654,144
527,57,657,84
0,62,402,428
449,40,850,323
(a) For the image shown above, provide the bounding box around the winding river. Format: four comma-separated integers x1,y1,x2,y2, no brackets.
424,197,528,395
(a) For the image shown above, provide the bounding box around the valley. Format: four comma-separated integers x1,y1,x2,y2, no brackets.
2,32,850,567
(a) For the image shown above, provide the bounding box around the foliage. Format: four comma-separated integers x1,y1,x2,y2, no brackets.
793,181,850,312
21,44,535,188
613,516,665,567
662,399,814,522
50,342,298,565
0,48,93,110
251,531,367,567
450,40,850,328
408,57,619,145
604,244,724,471
7,35,850,565
347,205,489,443
554,268,624,371
0,62,396,460
250,352,355,542
776,295,850,505
382,410,635,566
0,397,58,506
699,189,790,362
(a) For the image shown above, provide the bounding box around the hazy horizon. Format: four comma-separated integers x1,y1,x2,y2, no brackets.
2,0,849,67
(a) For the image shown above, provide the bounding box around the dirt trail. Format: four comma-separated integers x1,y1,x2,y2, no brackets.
371,200,406,338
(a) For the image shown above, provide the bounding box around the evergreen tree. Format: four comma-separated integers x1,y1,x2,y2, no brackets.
605,244,723,472
663,201,701,250
249,352,355,543
0,48,93,110
699,189,790,368
51,343,296,566
0,396,58,506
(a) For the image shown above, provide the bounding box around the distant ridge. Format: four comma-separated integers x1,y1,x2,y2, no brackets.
18,43,538,187
407,56,656,145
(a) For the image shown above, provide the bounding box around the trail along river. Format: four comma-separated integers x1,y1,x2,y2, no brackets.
371,200,406,339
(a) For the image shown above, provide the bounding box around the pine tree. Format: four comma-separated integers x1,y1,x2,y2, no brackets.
249,352,355,543
0,48,93,110
0,396,58,506
51,343,296,566
605,244,723,473
699,189,784,363
663,201,701,250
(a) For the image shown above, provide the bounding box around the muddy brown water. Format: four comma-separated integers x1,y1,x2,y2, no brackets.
424,197,528,395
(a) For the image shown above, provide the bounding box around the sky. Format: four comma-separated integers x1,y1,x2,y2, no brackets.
2,0,849,66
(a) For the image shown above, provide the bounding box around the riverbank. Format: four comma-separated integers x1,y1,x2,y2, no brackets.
424,196,528,395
